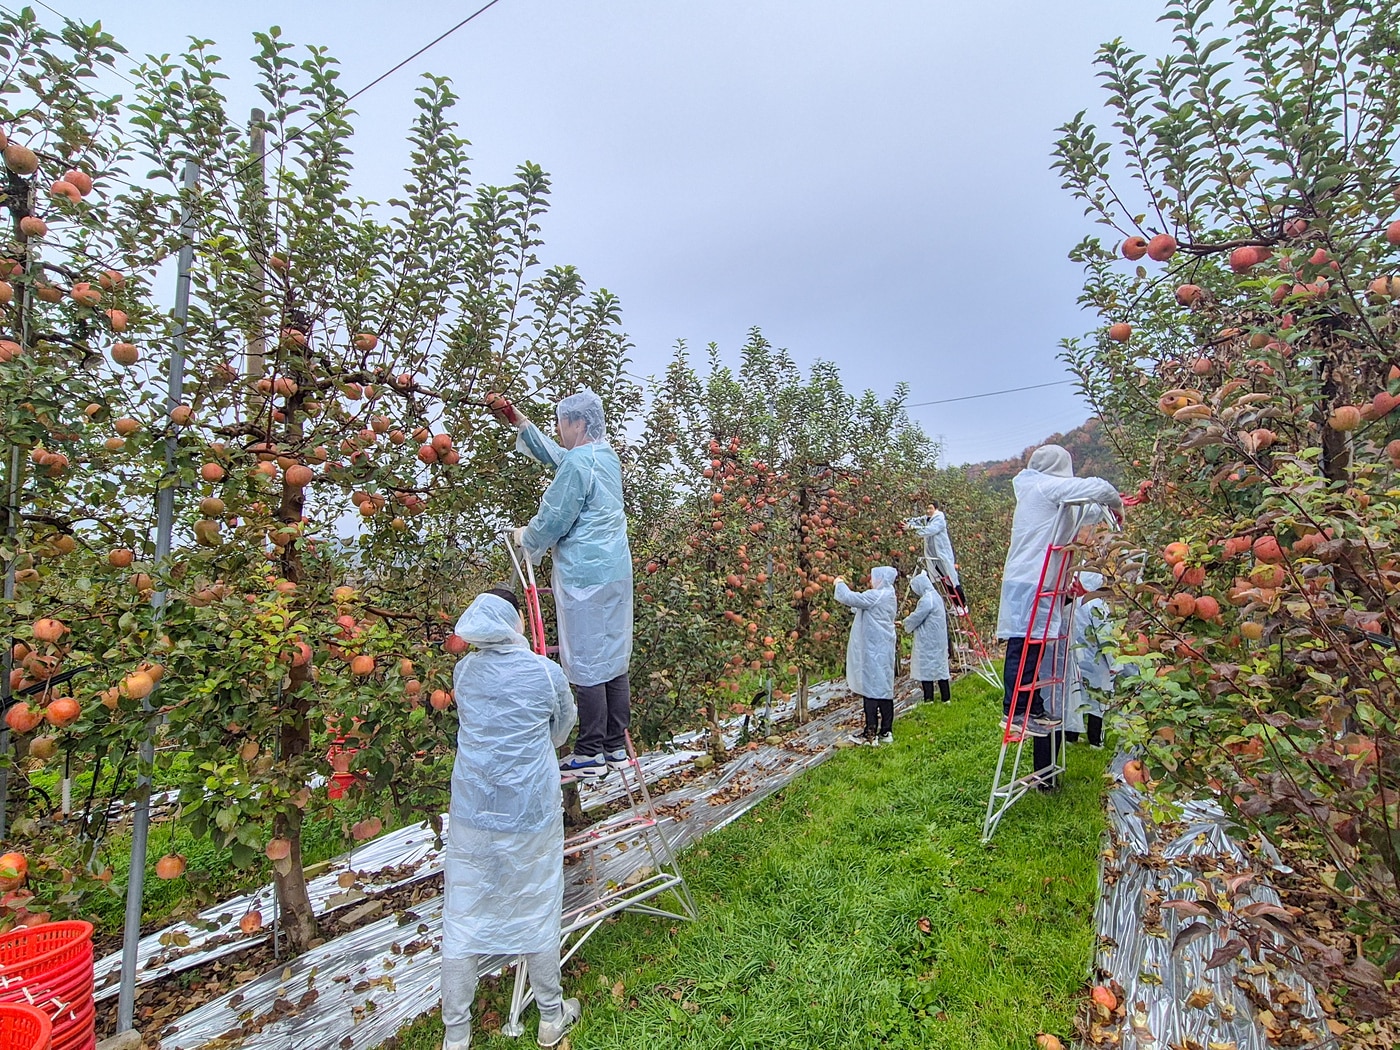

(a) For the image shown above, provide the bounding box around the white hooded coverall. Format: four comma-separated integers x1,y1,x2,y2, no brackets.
440,593,577,1044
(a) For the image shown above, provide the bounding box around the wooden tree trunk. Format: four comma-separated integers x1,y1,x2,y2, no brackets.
1320,350,1353,481
796,669,809,724
562,783,585,827
707,698,727,760
274,466,318,951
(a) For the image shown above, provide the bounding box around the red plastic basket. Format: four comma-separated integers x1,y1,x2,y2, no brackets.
44,996,90,1046
0,925,92,983
49,1028,91,1050
1,969,92,1013
0,1002,52,1050
0,948,92,997
0,946,92,1019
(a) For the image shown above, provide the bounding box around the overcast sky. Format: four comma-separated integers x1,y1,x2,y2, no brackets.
57,0,1171,465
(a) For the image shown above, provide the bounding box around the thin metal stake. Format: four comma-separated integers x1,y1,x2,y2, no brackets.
0,183,39,838
0,442,21,839
117,159,198,1035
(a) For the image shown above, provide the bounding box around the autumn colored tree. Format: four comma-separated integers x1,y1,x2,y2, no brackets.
1057,0,1400,988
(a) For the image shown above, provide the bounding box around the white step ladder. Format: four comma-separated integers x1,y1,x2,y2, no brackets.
499,534,696,1036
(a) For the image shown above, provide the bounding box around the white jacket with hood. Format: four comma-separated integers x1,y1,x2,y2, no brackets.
906,510,960,587
903,572,949,683
443,593,577,957
834,567,898,699
996,445,1122,640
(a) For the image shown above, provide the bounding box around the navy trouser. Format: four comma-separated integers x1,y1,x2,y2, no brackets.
1001,637,1047,718
572,673,630,756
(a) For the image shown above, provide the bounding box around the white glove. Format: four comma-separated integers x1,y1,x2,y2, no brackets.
511,526,526,547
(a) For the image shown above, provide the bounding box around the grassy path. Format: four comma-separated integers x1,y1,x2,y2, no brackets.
392,675,1108,1049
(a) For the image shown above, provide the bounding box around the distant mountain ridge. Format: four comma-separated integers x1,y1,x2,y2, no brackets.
961,418,1125,491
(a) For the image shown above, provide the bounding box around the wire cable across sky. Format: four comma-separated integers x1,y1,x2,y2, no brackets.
904,379,1075,408
16,0,509,186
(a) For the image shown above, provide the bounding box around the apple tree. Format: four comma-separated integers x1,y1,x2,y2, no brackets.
630,330,939,752
1056,0,1400,989
0,9,633,951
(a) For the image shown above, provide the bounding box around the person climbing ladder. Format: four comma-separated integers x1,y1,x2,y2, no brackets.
997,445,1120,738
906,501,967,612
486,390,634,781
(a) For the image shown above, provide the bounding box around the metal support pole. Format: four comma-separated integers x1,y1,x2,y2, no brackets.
246,108,267,390
117,158,198,1034
763,550,774,734
0,185,39,840
0,442,21,839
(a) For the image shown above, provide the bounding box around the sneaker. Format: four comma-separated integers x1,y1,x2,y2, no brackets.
1090,742,1104,751
443,1037,469,1050
847,733,871,746
1007,718,1050,738
1030,714,1061,730
878,732,893,745
558,754,607,779
604,748,630,769
538,998,581,1047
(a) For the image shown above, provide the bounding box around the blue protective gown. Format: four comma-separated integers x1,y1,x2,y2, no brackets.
516,423,634,688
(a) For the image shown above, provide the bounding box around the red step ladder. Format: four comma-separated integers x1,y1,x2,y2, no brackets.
928,568,999,689
982,498,1118,842
498,532,695,1037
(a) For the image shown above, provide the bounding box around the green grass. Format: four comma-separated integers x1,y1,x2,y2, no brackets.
13,740,406,937
79,793,388,937
388,675,1110,1050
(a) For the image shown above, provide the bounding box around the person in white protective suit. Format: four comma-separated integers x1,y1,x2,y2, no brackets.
996,445,1121,742
905,501,968,613
904,572,951,704
486,389,634,781
440,589,580,1050
1064,571,1116,748
834,566,899,745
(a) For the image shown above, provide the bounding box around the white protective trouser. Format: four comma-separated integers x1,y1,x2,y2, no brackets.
441,948,564,1043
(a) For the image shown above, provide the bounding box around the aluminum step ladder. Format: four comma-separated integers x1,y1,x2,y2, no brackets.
499,533,696,1036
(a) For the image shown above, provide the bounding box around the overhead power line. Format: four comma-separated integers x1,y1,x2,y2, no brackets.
227,0,508,181
905,379,1076,408
13,0,508,185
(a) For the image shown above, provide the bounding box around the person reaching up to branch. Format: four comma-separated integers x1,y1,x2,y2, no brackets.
905,500,967,613
834,566,899,746
487,389,634,782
